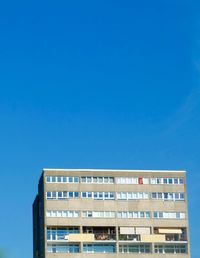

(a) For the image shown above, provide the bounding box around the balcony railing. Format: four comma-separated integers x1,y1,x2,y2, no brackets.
165,234,187,242
119,235,140,241
94,234,116,241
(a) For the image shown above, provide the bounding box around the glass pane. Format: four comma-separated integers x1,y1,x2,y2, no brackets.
46,176,51,182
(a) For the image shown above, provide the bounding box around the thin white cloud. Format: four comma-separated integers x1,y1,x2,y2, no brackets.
160,86,200,136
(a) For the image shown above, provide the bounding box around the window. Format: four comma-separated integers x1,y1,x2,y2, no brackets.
119,244,151,253
69,192,73,198
52,192,57,199
143,178,149,184
83,211,116,218
154,244,187,254
58,192,62,199
46,191,79,200
82,192,87,198
47,192,52,199
52,176,56,183
46,176,51,182
117,211,151,219
174,178,178,184
47,244,80,253
46,176,79,183
82,192,114,200
168,178,173,184
74,192,79,198
68,177,73,183
117,192,149,200
109,177,114,183
57,176,61,182
74,177,79,183
116,177,148,184
98,177,103,183
68,192,79,198
153,211,186,220
151,178,156,184
87,177,92,183
83,244,116,253
104,177,108,183
151,192,184,201
150,177,185,185
81,177,86,183
63,176,67,182
80,176,114,184
47,227,80,241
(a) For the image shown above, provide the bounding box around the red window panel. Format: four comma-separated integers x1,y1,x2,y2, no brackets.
138,177,143,184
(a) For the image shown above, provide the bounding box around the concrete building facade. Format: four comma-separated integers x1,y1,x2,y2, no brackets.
33,169,190,258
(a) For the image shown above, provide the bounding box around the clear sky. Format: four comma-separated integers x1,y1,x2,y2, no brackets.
0,1,199,257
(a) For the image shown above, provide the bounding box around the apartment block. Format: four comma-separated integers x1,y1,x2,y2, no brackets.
33,169,190,258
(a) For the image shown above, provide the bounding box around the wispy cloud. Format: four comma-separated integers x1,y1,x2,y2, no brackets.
160,86,200,136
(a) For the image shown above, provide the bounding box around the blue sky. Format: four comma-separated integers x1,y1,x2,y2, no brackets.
0,1,199,257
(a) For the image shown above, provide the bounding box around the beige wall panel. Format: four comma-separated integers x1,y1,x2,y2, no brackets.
149,220,188,227
68,234,94,242
46,218,117,227
114,184,185,192
120,227,135,234
45,199,187,212
46,217,188,228
46,218,82,226
140,234,165,242
135,227,151,234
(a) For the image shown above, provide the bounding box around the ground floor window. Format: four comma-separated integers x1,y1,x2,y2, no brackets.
47,244,80,253
83,244,116,253
154,244,187,254
119,244,151,253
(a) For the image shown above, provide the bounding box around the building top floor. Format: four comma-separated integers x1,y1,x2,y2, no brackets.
41,168,186,186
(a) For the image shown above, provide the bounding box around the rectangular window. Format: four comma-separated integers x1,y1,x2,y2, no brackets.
47,192,52,199
121,192,127,200
63,176,67,182
58,192,62,199
82,192,87,198
151,178,156,184
138,177,143,184
74,177,79,183
68,192,74,198
98,177,103,183
68,177,73,183
109,177,114,183
57,176,61,182
52,192,57,199
104,177,108,183
74,192,79,198
87,177,92,183
168,178,173,184
81,177,86,183
52,176,56,183
46,176,51,182
143,178,149,184
63,192,67,198
174,178,178,184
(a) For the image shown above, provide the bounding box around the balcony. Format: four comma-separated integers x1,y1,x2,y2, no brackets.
119,234,140,242
154,227,188,243
83,227,116,242
165,234,187,242
94,233,116,241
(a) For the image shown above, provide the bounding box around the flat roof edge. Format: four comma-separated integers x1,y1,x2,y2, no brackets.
43,168,186,173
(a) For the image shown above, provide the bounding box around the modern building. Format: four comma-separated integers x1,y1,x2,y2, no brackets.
33,169,190,258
